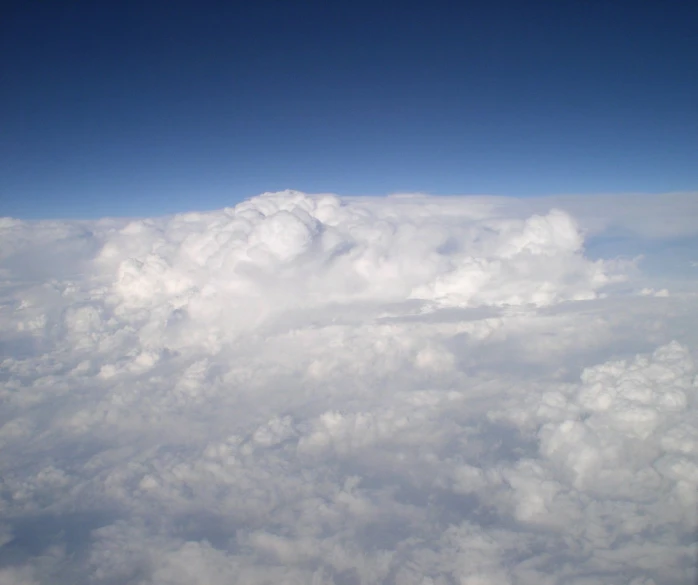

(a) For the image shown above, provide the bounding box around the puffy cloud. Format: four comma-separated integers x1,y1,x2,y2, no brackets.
0,191,697,584
87,192,616,322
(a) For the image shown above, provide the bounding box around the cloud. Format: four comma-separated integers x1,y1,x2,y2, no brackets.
0,190,697,584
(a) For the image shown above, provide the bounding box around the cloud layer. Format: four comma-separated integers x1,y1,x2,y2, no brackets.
1,191,697,584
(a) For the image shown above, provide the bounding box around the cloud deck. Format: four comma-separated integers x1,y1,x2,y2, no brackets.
0,191,697,584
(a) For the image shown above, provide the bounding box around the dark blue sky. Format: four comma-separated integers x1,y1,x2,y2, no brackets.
2,0,697,218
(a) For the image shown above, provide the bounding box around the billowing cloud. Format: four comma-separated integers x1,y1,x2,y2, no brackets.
0,191,696,584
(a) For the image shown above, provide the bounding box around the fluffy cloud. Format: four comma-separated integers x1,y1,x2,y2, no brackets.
0,191,697,584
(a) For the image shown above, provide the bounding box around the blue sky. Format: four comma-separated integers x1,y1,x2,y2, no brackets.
1,0,697,219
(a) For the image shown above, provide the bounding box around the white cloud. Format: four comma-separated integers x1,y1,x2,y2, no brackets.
1,190,697,584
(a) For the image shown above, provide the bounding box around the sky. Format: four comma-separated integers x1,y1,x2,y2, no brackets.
1,2,698,582
1,190,698,584
2,0,698,218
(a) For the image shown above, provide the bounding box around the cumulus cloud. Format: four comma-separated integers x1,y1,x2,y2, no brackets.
0,190,697,584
